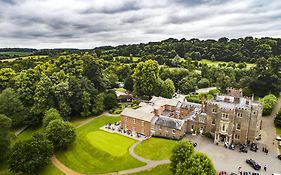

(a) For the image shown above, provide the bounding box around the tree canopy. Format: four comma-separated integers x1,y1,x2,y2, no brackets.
8,133,53,174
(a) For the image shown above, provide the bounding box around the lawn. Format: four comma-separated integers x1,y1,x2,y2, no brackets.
130,164,172,175
11,126,44,145
0,161,63,175
56,115,145,174
86,130,136,157
134,137,178,160
198,59,254,69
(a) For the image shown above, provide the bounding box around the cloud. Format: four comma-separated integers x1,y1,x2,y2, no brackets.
0,0,280,48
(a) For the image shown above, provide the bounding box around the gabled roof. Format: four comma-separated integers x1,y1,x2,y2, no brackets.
150,96,180,107
154,116,184,130
121,108,154,122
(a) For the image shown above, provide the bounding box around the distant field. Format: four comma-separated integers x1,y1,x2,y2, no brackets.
114,56,140,62
0,55,48,62
198,59,255,68
0,51,33,57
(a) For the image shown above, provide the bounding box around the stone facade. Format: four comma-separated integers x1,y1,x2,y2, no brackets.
204,88,263,144
120,89,263,144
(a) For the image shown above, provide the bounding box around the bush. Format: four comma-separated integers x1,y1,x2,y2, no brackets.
274,110,281,128
8,133,53,174
197,78,210,88
43,108,62,127
260,94,277,116
46,119,76,150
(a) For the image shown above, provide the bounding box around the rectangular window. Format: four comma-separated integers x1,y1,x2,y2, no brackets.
222,113,229,119
133,119,136,124
236,123,241,130
235,134,240,139
237,113,243,118
212,108,216,113
212,119,216,125
141,121,144,126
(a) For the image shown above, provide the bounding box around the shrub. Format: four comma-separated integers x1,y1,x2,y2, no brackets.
274,109,281,128
8,133,53,174
46,119,76,150
260,94,277,116
43,108,62,127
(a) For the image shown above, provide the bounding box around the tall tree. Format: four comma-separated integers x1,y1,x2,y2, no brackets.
0,88,27,127
8,133,53,174
132,60,161,97
170,140,194,174
43,108,62,127
0,68,16,91
46,119,76,150
175,152,216,175
0,114,12,162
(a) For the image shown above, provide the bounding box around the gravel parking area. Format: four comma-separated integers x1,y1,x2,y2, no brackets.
185,135,281,175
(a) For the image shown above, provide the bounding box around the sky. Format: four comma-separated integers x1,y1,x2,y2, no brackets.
0,0,281,49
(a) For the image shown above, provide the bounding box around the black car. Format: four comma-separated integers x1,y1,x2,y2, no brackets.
246,159,261,170
277,155,281,160
250,143,258,152
240,144,248,153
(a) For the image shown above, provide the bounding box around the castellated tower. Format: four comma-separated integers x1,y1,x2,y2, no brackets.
204,88,263,144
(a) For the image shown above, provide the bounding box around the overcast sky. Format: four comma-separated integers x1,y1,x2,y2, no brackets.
0,0,281,49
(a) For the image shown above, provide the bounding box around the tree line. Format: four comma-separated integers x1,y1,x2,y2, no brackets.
94,36,281,63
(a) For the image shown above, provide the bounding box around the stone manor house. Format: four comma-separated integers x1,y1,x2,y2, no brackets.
120,88,263,144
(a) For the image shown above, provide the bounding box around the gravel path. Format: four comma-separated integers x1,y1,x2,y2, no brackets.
259,96,281,155
14,125,29,136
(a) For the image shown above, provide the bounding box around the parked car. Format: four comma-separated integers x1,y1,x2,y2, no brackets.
240,144,248,153
277,155,281,160
229,144,235,150
246,159,261,170
250,143,258,152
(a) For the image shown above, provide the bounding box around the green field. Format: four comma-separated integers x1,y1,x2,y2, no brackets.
134,137,177,160
130,164,172,175
198,59,254,68
114,56,140,62
0,51,32,57
56,115,145,173
0,55,48,62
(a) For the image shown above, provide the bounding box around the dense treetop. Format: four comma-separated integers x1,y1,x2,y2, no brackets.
94,37,281,63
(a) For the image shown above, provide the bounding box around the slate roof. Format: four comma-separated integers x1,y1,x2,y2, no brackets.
154,116,184,130
121,108,154,122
